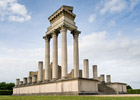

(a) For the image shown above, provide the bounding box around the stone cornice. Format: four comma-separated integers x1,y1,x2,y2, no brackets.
48,5,76,23
106,82,127,85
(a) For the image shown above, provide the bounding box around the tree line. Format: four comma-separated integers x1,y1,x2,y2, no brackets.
0,82,15,90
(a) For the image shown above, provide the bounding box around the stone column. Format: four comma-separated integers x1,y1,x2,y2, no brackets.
93,65,98,79
16,79,20,86
100,74,105,84
61,26,67,79
72,30,80,78
52,31,58,80
19,81,23,86
27,77,32,84
106,75,111,83
23,77,27,85
38,61,43,83
44,35,51,82
83,59,89,78
32,75,37,84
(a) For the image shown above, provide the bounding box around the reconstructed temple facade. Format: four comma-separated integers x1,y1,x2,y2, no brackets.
13,5,127,95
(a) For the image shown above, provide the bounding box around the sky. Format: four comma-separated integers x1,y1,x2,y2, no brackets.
0,0,140,89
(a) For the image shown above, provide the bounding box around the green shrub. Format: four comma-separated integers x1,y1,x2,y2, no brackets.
127,89,140,94
0,90,13,95
0,82,15,90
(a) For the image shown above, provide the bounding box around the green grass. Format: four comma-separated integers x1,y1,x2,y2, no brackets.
0,96,140,100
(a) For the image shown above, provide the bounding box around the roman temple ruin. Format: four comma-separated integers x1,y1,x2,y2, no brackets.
13,5,127,95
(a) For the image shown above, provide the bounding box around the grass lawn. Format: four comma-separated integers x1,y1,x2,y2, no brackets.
0,96,140,100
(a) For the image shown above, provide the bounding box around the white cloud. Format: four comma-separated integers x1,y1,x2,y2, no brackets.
0,0,31,22
108,20,116,27
130,0,139,10
100,0,126,14
78,31,140,89
88,14,96,23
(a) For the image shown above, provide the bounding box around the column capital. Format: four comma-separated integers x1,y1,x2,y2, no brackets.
61,24,68,32
71,30,81,36
16,78,20,80
53,29,60,34
43,35,51,41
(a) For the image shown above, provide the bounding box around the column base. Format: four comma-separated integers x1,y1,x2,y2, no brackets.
38,81,42,83
61,76,68,80
51,78,58,81
32,82,37,85
44,80,50,83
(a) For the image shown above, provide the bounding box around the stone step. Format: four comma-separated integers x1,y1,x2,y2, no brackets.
98,84,117,94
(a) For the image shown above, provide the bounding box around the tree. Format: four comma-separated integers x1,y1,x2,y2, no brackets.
0,82,15,90
127,85,132,89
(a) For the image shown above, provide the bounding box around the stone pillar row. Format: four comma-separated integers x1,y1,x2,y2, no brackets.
43,26,80,81
16,26,81,86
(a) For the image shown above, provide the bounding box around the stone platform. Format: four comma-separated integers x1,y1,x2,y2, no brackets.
13,78,98,95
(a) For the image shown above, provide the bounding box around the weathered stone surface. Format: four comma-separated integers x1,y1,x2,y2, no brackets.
61,26,68,79
52,32,58,80
27,77,32,84
83,59,89,78
16,79,20,86
106,75,111,83
93,65,98,79
38,61,43,83
23,78,27,85
13,78,98,95
32,75,37,84
68,69,82,78
106,82,127,94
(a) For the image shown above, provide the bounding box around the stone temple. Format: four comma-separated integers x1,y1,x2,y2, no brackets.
13,5,127,95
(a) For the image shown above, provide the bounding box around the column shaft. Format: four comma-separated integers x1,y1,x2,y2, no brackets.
61,26,67,79
33,75,37,83
100,74,105,82
19,81,23,86
84,59,89,78
73,31,80,78
16,79,20,86
93,65,98,79
106,75,111,83
38,61,43,82
44,36,50,81
27,77,32,84
52,32,58,80
23,77,27,85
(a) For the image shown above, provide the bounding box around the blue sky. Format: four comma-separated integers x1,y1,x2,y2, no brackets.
0,0,140,89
